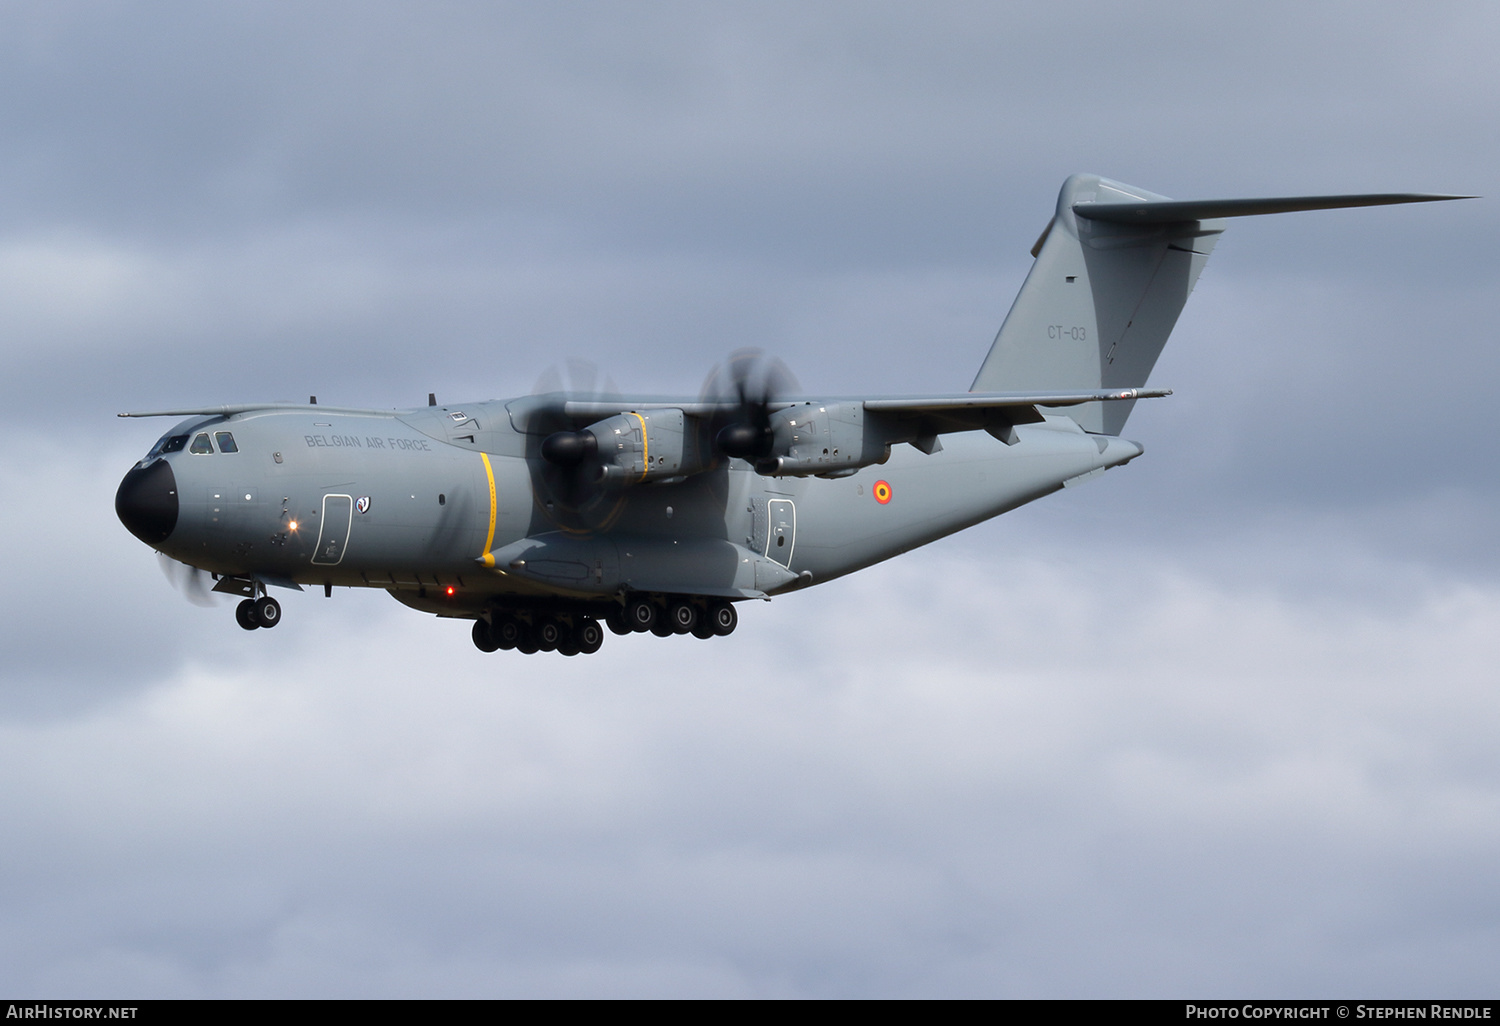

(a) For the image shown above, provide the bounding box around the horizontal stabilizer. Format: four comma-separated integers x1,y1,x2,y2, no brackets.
1073,192,1472,225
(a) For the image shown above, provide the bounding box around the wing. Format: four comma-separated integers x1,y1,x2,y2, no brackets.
857,388,1169,450
559,387,1166,421
540,387,1168,482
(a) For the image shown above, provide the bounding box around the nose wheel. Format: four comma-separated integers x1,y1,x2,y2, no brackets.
235,595,282,630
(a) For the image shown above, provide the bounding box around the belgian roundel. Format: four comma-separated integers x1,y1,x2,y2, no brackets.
873,480,892,505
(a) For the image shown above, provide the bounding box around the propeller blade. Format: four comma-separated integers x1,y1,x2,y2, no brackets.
702,348,798,460
531,359,622,509
156,552,218,607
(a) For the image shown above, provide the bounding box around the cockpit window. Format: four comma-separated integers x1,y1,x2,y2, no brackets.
146,433,189,460
215,431,239,453
189,432,214,455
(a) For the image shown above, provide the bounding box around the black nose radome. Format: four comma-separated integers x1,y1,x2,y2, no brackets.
116,459,179,546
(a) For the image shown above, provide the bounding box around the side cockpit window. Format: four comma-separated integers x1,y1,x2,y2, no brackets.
146,433,189,460
190,432,214,454
215,431,239,453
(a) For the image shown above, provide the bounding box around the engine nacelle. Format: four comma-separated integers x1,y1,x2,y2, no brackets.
756,403,891,477
587,408,705,484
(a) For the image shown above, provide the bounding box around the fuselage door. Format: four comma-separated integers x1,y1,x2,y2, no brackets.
311,494,353,565
766,498,795,568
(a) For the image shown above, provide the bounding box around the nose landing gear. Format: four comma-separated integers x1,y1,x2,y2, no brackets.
235,595,282,630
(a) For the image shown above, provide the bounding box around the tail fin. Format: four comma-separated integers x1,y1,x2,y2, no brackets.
971,173,1465,434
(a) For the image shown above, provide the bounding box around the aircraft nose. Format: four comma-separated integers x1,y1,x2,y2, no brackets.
115,459,179,545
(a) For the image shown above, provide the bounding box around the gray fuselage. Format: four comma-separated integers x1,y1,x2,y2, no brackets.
118,397,1139,620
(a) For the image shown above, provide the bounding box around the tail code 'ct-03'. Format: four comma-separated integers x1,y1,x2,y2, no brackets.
116,174,1469,656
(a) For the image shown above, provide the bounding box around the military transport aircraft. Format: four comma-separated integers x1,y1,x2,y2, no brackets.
115,174,1465,656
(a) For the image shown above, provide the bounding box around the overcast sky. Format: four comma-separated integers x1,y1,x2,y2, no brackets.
1,1,1497,997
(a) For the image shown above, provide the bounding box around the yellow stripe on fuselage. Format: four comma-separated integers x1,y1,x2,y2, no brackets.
480,452,497,566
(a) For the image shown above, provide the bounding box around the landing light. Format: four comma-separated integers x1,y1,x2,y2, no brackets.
288,520,298,531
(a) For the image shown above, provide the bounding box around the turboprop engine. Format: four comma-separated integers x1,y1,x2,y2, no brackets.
543,401,899,485
541,408,712,485
754,402,892,478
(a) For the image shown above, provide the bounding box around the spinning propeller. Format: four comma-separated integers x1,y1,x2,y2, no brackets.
701,349,798,462
532,359,618,508
536,350,802,504
157,551,217,607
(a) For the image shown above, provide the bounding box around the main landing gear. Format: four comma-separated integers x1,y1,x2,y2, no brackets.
235,595,282,631
471,597,738,656
472,612,605,656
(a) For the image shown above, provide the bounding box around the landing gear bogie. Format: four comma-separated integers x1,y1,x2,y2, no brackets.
467,596,737,655
618,596,740,641
473,610,608,656
236,595,281,630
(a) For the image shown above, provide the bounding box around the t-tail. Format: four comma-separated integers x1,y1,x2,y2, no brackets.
971,173,1468,435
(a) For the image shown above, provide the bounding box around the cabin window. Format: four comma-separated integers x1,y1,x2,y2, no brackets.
215,432,239,453
147,433,189,460
190,433,214,455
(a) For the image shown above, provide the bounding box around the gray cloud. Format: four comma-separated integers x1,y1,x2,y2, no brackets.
2,532,1498,995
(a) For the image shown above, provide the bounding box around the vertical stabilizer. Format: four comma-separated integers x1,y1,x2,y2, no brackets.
972,176,1465,433
971,174,1223,434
